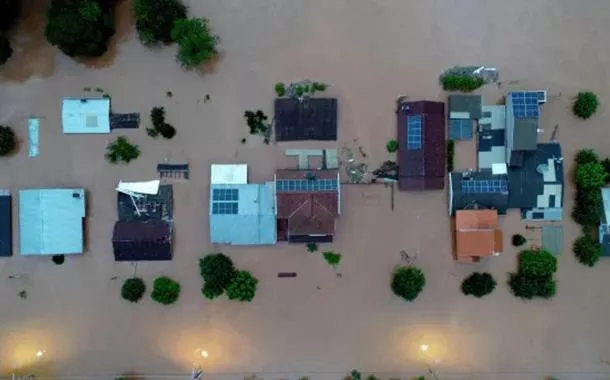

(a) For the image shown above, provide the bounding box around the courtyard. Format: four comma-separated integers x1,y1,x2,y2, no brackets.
1,0,610,379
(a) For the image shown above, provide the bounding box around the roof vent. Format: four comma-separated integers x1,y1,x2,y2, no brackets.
536,164,549,175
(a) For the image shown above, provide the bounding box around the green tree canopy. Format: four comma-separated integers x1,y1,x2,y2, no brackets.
171,17,217,68
575,162,606,190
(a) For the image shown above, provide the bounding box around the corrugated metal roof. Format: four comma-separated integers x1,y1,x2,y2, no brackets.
211,164,248,184
602,188,610,222
209,183,276,245
62,98,110,134
19,189,86,255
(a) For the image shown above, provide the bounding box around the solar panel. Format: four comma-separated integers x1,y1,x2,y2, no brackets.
276,179,338,192
211,202,238,215
461,179,508,193
407,115,422,150
511,91,540,119
212,188,239,201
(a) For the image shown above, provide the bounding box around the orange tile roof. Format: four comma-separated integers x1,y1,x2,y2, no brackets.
455,210,502,258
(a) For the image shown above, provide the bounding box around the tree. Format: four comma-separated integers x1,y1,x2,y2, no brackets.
439,74,485,92
45,0,117,57
0,125,16,156
508,273,556,300
575,162,606,190
391,266,425,302
573,91,599,119
199,253,235,299
133,0,186,45
573,234,601,267
512,234,527,247
306,243,318,253
323,251,342,268
105,136,140,164
171,17,217,68
386,139,398,153
226,270,258,302
121,277,146,303
0,35,12,65
151,276,181,305
518,249,557,277
461,272,496,298
575,149,599,165
274,82,285,97
572,188,602,227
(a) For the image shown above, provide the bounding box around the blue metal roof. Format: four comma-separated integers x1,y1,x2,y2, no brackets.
62,98,110,134
209,183,276,245
602,188,610,223
19,189,86,255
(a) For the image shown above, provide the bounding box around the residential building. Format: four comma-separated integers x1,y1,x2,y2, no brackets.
275,169,340,243
62,97,111,134
0,190,11,257
19,188,86,255
448,170,509,216
448,95,482,140
274,98,338,141
599,188,610,257
209,164,277,245
397,100,446,190
454,209,503,263
505,91,546,167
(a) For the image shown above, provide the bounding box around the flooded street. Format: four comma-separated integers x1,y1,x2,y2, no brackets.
1,0,610,379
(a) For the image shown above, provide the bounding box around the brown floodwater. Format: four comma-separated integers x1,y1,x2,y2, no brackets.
1,0,610,379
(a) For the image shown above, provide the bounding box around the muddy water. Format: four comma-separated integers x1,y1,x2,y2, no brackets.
1,0,610,379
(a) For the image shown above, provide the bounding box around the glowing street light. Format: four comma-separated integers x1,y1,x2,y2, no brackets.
35,350,46,359
200,350,209,359
419,344,429,353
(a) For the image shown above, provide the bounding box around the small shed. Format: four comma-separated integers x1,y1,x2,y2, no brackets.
113,220,172,261
0,190,12,257
62,97,110,134
19,189,86,255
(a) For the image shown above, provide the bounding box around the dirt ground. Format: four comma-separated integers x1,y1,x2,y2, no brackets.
2,0,610,379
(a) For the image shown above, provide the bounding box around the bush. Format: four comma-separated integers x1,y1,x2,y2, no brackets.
171,17,217,68
199,253,235,299
0,35,12,65
149,106,176,139
573,234,601,267
244,110,269,135
512,234,527,247
518,249,557,277
575,149,599,165
461,272,496,298
226,270,258,302
52,254,65,265
386,139,398,153
573,91,599,119
323,251,342,268
440,74,485,92
0,125,16,156
121,277,146,303
151,106,165,126
45,0,117,57
508,273,556,300
274,82,285,97
447,140,455,172
157,123,176,139
575,162,606,190
133,0,186,45
105,136,140,164
572,188,602,227
306,242,318,253
391,266,425,302
151,276,181,305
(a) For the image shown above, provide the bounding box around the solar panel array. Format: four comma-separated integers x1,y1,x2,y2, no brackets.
407,115,422,150
461,179,508,194
450,119,473,140
511,92,540,119
276,179,338,192
211,188,239,215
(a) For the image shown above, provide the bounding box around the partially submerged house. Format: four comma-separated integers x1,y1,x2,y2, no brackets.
505,91,546,167
19,188,86,255
209,164,276,245
397,100,446,190
113,180,174,261
274,98,338,141
62,97,111,134
275,169,340,243
448,170,509,215
599,188,610,257
454,209,503,263
0,190,12,257
448,95,482,141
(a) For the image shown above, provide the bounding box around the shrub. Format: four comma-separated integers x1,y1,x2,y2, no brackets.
447,140,455,172
171,17,217,68
151,106,165,126
573,234,601,267
573,91,599,119
508,273,556,300
386,139,399,153
199,253,235,298
366,375,380,380
512,234,527,247
52,254,65,265
121,277,146,303
133,0,187,45
575,149,599,165
575,162,606,189
151,276,180,305
105,136,140,164
391,266,425,302
274,82,285,97
226,270,258,302
0,125,16,156
0,35,12,65
440,74,485,92
157,123,176,139
572,188,602,227
244,110,269,135
312,82,327,92
518,249,557,277
148,107,176,139
323,251,342,268
45,0,117,57
306,243,318,253
461,272,496,298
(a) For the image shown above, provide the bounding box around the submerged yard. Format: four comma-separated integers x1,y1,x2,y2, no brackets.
1,0,610,379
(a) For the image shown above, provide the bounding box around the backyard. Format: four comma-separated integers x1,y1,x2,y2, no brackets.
1,1,610,379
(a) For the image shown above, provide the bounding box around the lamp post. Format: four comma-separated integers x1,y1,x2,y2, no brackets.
192,349,208,380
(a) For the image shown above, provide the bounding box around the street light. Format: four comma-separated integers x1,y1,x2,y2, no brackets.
419,344,429,353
